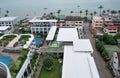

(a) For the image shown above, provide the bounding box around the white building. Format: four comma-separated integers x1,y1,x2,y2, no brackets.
29,16,57,34
46,27,100,78
0,26,11,35
0,17,18,34
103,26,118,35
111,52,120,77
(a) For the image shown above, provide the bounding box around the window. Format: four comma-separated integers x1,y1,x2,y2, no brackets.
36,28,38,31
32,28,35,31
44,28,47,31
96,21,98,23
48,28,50,30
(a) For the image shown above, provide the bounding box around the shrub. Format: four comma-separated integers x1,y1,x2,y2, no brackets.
96,41,104,53
13,42,18,47
43,55,54,71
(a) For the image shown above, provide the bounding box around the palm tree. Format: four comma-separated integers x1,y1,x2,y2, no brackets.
90,13,93,19
107,9,110,14
118,10,120,16
80,10,82,16
102,10,106,14
4,10,9,17
70,11,74,16
50,12,53,16
94,11,97,16
111,10,117,16
98,5,103,15
85,10,88,17
57,9,61,15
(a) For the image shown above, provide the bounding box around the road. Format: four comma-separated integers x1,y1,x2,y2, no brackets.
84,23,113,78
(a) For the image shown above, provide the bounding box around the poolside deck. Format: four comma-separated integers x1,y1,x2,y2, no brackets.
0,47,21,61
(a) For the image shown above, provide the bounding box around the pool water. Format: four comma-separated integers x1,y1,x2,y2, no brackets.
0,55,12,66
35,37,43,46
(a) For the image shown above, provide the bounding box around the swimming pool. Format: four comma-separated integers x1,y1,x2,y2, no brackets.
0,55,12,66
34,37,43,46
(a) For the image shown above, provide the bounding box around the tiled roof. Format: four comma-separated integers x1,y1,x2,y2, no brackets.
106,26,118,30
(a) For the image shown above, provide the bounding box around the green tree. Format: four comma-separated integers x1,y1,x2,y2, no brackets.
111,10,117,16
103,34,116,45
80,10,82,16
107,9,110,14
4,10,9,17
57,9,61,15
114,33,120,40
94,11,97,16
90,12,93,19
70,11,74,15
102,10,106,14
118,10,120,16
50,12,53,16
98,5,103,15
85,10,88,17
43,56,54,71
96,41,104,53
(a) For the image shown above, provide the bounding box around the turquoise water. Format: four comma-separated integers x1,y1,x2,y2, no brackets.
35,37,43,46
0,55,12,66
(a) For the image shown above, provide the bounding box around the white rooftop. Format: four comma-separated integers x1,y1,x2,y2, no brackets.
57,28,78,42
0,26,10,31
62,45,100,78
29,16,57,22
73,39,93,52
0,17,17,21
93,16,103,21
23,34,34,48
46,26,57,40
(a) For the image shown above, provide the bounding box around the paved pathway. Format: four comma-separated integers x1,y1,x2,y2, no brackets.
6,35,20,48
33,55,44,78
84,23,113,78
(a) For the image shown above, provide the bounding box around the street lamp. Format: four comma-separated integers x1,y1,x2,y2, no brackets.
77,5,80,16
0,8,1,17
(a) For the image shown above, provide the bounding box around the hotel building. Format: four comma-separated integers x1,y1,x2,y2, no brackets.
29,16,57,34
0,17,18,35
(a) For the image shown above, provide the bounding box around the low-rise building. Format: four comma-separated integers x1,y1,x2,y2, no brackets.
65,16,83,27
91,16,103,28
0,17,18,34
103,26,118,35
29,16,57,34
0,26,11,35
46,26,100,78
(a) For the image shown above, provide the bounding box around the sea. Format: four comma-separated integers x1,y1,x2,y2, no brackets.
0,0,120,19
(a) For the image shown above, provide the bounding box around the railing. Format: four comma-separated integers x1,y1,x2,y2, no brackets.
0,62,12,78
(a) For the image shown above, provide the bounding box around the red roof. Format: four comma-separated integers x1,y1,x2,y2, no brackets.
106,26,118,30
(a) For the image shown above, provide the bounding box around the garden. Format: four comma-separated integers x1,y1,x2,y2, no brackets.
39,53,63,78
13,35,31,47
95,33,120,61
0,35,16,47
9,48,29,78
